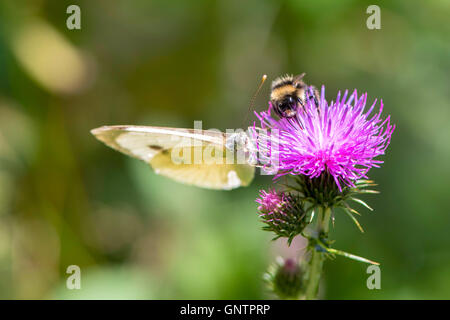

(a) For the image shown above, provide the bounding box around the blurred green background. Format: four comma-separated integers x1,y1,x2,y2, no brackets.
0,0,449,299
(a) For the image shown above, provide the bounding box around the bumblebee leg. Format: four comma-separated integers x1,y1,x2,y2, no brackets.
297,97,305,112
307,85,320,107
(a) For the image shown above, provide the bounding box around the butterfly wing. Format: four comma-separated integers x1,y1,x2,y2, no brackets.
91,125,255,190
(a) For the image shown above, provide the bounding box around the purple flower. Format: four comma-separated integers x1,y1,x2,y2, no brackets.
256,189,287,217
253,87,395,190
256,189,309,243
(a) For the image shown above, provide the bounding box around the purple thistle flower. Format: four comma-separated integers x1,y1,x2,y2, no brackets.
256,189,287,217
253,86,395,191
256,189,309,243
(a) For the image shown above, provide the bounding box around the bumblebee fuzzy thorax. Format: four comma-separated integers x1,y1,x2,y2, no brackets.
270,75,303,118
270,78,299,101
270,73,318,118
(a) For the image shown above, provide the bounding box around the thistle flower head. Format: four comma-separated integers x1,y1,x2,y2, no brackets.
264,257,304,299
254,87,395,191
256,189,286,214
256,189,309,244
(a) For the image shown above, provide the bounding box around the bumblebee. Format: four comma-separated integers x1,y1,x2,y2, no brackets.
270,73,319,118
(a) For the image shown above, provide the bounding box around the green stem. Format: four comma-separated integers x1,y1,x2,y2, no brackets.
305,206,331,300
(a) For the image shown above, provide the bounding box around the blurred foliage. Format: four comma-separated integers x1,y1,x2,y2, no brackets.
0,0,449,299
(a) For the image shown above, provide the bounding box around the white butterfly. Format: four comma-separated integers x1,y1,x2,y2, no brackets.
91,125,261,190
90,75,299,189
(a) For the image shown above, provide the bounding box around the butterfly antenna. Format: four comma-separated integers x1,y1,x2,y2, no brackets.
242,74,267,128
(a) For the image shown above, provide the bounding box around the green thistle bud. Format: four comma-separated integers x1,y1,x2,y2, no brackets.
256,189,310,244
264,257,304,300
